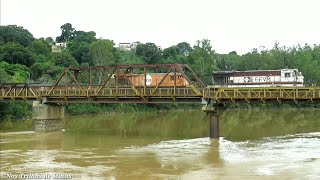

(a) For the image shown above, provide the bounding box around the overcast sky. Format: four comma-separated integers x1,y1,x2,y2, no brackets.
1,0,319,54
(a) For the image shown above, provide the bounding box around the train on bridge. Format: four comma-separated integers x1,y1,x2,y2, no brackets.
116,68,306,88
1,63,320,104
0,69,306,90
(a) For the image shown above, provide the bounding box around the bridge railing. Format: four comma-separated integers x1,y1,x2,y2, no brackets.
0,85,202,98
2,84,320,103
40,87,200,97
203,87,320,102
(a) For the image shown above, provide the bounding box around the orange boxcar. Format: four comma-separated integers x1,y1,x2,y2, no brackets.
117,73,189,87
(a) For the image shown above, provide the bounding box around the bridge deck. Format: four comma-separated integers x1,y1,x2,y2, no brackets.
1,84,320,104
204,87,320,103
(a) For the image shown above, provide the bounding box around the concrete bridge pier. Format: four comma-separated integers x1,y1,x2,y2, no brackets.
32,101,64,132
202,105,220,139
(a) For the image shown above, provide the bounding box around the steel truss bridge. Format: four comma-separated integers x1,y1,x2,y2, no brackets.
1,64,320,104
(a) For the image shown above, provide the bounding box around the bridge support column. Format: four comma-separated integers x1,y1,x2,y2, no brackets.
202,105,219,139
32,101,64,132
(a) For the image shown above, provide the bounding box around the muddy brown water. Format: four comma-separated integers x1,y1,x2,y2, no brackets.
1,109,320,179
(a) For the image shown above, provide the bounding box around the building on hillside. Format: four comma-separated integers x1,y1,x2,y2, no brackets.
118,42,132,51
52,42,67,53
118,42,161,51
131,42,139,51
118,42,140,51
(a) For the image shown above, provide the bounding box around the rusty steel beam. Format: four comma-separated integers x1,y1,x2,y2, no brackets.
151,67,173,95
68,71,86,95
16,84,26,97
174,67,176,95
89,67,92,88
27,85,38,99
183,64,206,87
4,85,15,97
52,64,204,86
144,67,147,94
69,70,81,84
0,83,39,99
95,68,117,95
48,70,66,95
175,65,193,86
70,63,180,70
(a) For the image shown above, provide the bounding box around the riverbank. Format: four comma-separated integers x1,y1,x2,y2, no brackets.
0,102,201,120
1,101,319,122
1,109,320,138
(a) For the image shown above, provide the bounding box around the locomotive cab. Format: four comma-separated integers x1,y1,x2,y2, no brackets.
211,71,234,87
281,69,304,85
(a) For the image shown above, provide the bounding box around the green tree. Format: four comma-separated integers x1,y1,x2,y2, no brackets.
162,44,190,64
135,43,162,64
0,61,10,83
189,39,217,82
56,23,75,42
0,61,29,83
292,44,320,84
118,49,143,64
73,31,96,43
162,45,179,63
176,42,192,56
69,42,92,65
52,52,78,67
0,25,34,47
30,61,63,81
215,54,233,70
31,40,51,55
0,43,36,67
45,37,54,45
89,39,117,65
67,30,97,65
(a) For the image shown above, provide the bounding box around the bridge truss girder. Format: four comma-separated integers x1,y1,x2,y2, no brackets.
1,85,320,104
203,87,320,104
47,64,205,100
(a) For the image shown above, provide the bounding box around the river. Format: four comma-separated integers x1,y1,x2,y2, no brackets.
1,109,320,179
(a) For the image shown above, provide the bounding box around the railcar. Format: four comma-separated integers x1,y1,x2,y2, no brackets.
210,69,304,87
116,73,189,87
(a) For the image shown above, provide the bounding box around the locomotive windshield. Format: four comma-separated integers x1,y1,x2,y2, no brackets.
212,76,226,85
212,71,233,86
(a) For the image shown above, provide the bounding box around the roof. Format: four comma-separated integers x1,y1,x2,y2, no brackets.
212,70,286,76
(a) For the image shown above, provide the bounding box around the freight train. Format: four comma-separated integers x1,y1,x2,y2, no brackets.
210,69,304,87
116,69,305,87
0,69,305,89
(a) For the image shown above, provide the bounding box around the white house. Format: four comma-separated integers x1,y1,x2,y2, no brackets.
52,42,67,53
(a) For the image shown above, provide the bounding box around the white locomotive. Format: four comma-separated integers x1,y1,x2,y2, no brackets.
211,69,304,87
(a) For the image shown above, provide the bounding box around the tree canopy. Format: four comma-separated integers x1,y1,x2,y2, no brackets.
56,23,75,43
136,43,162,64
0,25,34,47
89,39,117,65
0,23,319,85
0,42,36,67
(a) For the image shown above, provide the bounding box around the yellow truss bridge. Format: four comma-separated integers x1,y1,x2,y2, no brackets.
1,64,320,104
1,84,320,104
